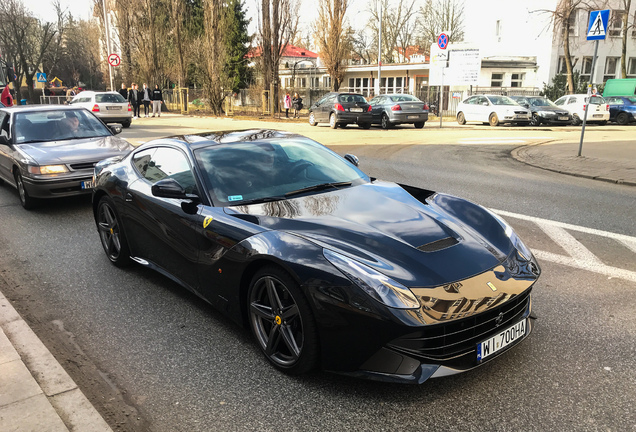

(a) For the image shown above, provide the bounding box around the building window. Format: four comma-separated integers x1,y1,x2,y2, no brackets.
604,57,620,81
557,56,568,74
296,78,306,88
568,10,578,36
628,58,636,77
395,77,403,91
323,76,331,89
310,77,320,88
491,73,504,87
511,73,524,87
580,57,593,83
609,10,625,37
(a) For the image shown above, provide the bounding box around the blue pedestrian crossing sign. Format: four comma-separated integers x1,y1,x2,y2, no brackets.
587,10,609,40
36,72,47,83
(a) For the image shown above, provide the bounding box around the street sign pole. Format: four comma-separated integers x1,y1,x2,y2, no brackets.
578,39,599,157
439,68,444,128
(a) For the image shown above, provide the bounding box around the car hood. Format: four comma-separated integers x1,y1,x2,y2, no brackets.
532,106,569,113
227,181,510,287
17,136,133,165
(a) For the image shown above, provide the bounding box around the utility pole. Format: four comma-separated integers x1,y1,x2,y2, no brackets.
102,0,114,91
376,2,382,96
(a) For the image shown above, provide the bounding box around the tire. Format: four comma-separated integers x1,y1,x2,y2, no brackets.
122,120,131,128
616,112,629,125
14,171,37,210
381,113,392,129
414,122,425,129
529,114,541,126
359,123,371,129
571,114,581,126
248,266,319,375
457,112,466,125
308,112,317,126
329,113,338,129
489,112,500,127
96,196,131,267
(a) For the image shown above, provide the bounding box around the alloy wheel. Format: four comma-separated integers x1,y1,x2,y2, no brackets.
98,201,123,262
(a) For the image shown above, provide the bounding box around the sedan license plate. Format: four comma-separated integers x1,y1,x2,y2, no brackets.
558,116,569,121
81,180,95,190
515,114,528,119
350,107,363,113
477,319,526,362
407,115,420,120
106,106,121,111
593,114,603,118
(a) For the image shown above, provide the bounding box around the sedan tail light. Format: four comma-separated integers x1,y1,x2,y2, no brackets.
335,103,344,112
391,104,402,111
606,104,609,111
423,104,429,110
582,104,586,111
92,104,100,112
128,104,132,112
367,105,372,112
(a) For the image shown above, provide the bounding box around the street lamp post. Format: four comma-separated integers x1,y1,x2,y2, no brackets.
102,0,114,91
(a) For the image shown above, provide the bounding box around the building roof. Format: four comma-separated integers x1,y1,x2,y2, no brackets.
247,45,318,59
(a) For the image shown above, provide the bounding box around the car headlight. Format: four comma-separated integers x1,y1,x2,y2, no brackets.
487,209,533,261
538,111,553,117
28,165,69,175
323,249,420,309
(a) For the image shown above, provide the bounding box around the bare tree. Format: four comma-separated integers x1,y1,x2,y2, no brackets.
618,0,633,78
314,0,350,91
351,29,375,64
417,0,464,54
367,0,419,64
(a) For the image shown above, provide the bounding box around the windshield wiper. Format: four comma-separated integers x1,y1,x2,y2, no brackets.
284,181,352,198
230,196,286,206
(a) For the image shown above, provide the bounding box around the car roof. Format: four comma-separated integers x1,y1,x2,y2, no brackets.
140,129,304,151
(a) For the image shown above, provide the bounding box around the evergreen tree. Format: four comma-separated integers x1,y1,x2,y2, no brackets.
223,0,252,93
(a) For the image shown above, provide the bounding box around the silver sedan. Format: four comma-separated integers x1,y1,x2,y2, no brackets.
369,94,429,129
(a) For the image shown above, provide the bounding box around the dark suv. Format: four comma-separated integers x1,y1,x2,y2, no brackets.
308,92,372,129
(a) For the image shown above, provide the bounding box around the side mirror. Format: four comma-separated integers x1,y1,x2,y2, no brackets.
109,124,123,135
344,154,359,167
151,178,200,203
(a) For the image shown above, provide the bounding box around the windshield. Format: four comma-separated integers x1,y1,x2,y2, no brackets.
96,93,126,103
389,95,419,102
586,95,606,104
488,95,518,105
14,109,111,144
338,94,367,104
525,97,558,108
194,137,369,205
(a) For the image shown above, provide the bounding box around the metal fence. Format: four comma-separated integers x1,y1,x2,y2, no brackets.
39,95,71,105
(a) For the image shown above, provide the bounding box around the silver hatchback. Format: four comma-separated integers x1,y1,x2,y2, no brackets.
71,91,133,128
369,94,429,129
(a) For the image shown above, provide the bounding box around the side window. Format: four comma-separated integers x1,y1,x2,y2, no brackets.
0,112,9,140
567,97,577,105
325,94,337,104
143,147,197,194
478,96,488,105
554,97,565,106
132,148,155,177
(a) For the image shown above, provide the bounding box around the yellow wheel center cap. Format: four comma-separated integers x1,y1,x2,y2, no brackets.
275,316,282,325
110,228,114,235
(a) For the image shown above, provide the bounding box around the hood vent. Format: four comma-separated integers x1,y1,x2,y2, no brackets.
417,236,458,253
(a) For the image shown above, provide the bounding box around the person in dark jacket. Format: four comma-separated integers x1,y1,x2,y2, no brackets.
128,83,139,118
118,83,128,100
151,84,163,117
292,92,303,118
141,83,152,117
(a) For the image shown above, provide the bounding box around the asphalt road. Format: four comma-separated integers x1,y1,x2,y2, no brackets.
1,133,635,431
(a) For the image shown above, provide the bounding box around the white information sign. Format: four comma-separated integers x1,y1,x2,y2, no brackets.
448,49,481,85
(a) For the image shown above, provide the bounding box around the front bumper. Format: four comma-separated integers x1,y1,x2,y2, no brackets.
22,172,94,199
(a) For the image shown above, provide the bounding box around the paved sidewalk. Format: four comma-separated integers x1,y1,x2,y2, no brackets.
0,290,112,432
512,140,636,186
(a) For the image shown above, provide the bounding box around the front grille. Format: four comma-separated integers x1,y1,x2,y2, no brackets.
70,162,97,170
388,288,531,362
417,237,458,252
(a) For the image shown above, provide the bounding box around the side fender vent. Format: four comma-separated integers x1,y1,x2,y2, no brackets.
417,237,458,252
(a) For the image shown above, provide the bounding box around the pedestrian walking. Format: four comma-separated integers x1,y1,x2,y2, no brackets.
141,83,152,117
128,83,139,118
284,92,291,118
118,83,128,100
151,84,163,117
65,86,76,104
292,92,303,118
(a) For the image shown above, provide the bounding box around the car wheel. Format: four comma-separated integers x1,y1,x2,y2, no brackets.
529,114,541,126
489,113,500,126
308,112,317,126
571,114,581,126
96,196,131,267
414,122,425,129
359,123,371,129
381,113,392,129
329,113,338,129
14,171,37,210
457,112,466,125
122,120,131,128
616,112,629,125
248,266,319,375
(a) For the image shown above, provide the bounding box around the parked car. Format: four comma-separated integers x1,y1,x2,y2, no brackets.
553,94,609,125
92,129,540,384
604,96,636,125
368,94,429,129
456,94,531,126
308,92,372,129
509,96,572,126
0,105,133,209
71,91,133,128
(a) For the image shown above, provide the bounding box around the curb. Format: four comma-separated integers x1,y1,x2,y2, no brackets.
0,291,112,432
511,142,636,187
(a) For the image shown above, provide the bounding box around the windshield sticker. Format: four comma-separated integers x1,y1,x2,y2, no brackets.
203,216,213,228
228,195,243,202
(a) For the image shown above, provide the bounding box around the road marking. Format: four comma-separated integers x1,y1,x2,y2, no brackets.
493,209,636,283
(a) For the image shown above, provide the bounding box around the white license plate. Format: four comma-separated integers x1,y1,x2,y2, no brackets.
515,115,528,119
106,106,121,111
407,115,420,119
593,114,604,118
350,107,363,112
81,180,95,189
558,116,569,121
477,318,527,362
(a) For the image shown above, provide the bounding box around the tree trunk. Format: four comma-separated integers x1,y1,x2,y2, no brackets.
563,14,574,94
621,0,631,78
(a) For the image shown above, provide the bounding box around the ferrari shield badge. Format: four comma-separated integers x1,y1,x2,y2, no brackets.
203,216,213,228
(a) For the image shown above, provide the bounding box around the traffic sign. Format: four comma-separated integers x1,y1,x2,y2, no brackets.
437,33,449,50
587,10,609,40
36,72,47,83
108,53,121,67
